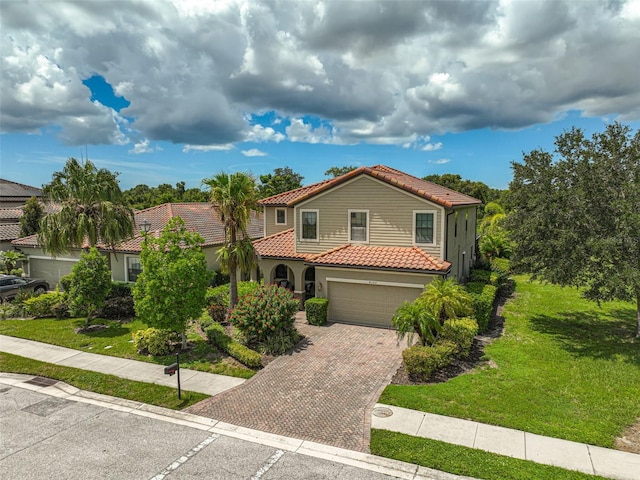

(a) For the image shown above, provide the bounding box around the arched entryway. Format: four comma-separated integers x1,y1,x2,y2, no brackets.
303,266,315,301
272,263,295,291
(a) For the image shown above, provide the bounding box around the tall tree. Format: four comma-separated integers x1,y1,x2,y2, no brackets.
20,196,44,237
133,217,211,348
324,165,357,178
257,166,303,198
68,247,112,327
39,158,134,255
507,123,640,336
203,172,258,310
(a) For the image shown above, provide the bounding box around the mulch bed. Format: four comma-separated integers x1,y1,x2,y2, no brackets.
390,295,508,386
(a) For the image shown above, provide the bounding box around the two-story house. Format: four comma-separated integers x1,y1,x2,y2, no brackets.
254,165,481,328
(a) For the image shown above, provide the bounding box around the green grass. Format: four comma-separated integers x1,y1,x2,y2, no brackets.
0,317,254,379
380,275,640,448
0,352,208,409
370,430,608,480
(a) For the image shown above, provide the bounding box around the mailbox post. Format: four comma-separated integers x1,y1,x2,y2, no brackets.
163,353,181,399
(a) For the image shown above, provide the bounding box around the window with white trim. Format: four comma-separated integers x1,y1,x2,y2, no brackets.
349,210,369,243
126,256,142,282
414,211,435,244
275,208,286,225
301,210,318,240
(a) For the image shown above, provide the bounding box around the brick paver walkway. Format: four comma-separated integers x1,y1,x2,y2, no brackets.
186,314,404,452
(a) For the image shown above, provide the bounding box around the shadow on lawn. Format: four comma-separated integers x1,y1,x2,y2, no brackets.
529,308,639,364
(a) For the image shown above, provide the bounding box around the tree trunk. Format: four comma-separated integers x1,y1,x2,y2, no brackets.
229,227,239,310
181,331,187,350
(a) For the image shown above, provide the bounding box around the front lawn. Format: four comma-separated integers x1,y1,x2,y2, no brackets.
0,317,254,379
380,275,640,448
0,352,208,409
370,430,608,480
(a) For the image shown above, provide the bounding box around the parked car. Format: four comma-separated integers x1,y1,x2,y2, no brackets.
0,274,49,302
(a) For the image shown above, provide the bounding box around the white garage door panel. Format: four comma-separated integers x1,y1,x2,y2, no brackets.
29,258,77,288
328,282,422,327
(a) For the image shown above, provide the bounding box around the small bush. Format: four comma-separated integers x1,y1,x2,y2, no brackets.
305,297,328,326
229,284,299,344
51,300,70,319
58,274,73,292
258,329,301,355
465,282,498,333
439,317,478,358
108,282,133,298
206,303,227,323
491,257,511,274
402,342,457,379
100,296,135,320
23,291,67,318
470,269,492,284
206,323,262,368
132,328,175,356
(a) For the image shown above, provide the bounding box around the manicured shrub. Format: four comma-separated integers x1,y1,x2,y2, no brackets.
23,291,67,318
206,323,262,368
132,328,175,356
229,283,299,344
465,282,498,333
439,317,478,358
305,297,328,326
491,257,511,274
402,341,457,379
108,282,133,298
206,303,227,323
258,329,301,355
470,268,492,284
100,296,135,320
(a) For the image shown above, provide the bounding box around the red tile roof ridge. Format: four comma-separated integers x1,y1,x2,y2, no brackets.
307,243,352,261
253,228,294,245
410,246,450,268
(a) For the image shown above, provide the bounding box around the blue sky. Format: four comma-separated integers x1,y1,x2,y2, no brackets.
2,1,639,192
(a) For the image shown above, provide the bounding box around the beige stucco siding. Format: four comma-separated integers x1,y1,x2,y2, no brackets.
295,176,444,256
264,206,294,237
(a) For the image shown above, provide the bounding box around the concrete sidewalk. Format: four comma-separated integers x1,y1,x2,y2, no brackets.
372,403,640,480
0,334,244,396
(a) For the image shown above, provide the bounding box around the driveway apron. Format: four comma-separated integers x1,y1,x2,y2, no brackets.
186,317,404,452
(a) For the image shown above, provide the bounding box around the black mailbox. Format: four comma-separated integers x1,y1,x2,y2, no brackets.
164,363,179,376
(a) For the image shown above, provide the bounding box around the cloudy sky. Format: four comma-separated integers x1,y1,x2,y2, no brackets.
2,0,639,191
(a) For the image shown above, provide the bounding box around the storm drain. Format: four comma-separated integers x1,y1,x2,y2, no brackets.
22,397,71,417
24,376,58,387
372,407,393,418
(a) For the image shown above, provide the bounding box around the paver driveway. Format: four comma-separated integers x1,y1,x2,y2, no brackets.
186,315,404,452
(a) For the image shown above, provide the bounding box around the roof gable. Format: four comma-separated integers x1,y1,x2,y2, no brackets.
258,165,481,208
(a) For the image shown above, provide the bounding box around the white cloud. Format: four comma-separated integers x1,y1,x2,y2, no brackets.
422,142,443,151
1,0,639,147
241,148,267,157
129,138,159,154
428,158,451,165
183,144,234,152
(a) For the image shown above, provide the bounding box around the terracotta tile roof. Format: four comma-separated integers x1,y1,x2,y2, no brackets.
0,208,24,220
307,244,451,273
11,233,38,247
258,165,481,208
253,229,310,260
0,224,21,241
11,203,264,253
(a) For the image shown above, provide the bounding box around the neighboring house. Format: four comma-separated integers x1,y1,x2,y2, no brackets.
254,165,481,327
0,179,43,251
12,203,264,287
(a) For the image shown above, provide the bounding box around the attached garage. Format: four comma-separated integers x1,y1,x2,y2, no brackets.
28,257,78,288
327,279,424,328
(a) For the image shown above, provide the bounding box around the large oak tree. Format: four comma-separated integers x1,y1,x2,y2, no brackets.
507,123,640,336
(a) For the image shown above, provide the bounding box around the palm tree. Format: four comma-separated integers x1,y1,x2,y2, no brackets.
203,171,258,310
391,300,441,346
39,158,134,255
420,278,472,325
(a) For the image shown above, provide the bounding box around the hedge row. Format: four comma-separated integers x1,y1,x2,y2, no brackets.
205,323,262,368
465,282,497,333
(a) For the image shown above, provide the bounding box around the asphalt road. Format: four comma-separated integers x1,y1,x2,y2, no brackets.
0,385,406,480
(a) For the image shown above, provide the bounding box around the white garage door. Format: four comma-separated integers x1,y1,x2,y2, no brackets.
28,258,77,288
328,281,422,328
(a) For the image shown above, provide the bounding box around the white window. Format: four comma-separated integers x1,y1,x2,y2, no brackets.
300,210,319,241
414,211,436,244
126,256,142,282
275,208,286,225
348,210,369,243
